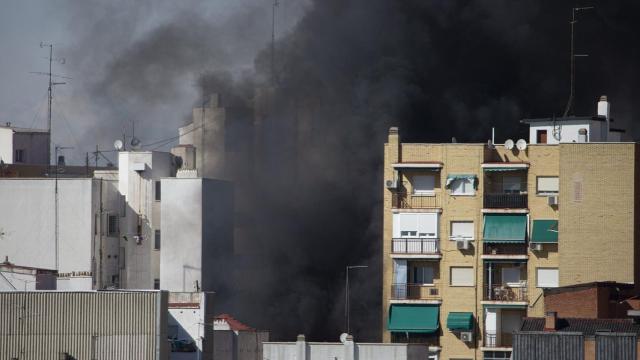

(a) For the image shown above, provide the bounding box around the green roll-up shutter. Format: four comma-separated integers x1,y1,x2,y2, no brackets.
445,174,478,189
446,312,474,331
483,214,527,243
531,220,558,243
388,304,439,333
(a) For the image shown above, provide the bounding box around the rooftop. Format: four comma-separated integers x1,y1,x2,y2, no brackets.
520,317,640,336
214,313,256,331
520,115,610,124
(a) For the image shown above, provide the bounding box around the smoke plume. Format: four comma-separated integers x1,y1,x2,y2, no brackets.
59,0,640,341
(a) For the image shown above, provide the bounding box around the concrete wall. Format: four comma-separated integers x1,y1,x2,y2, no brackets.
0,290,169,360
0,127,12,163
167,292,215,360
0,178,96,289
160,178,233,293
263,338,430,360
119,151,175,289
13,131,49,164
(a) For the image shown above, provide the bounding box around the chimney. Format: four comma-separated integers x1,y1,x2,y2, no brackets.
296,334,307,360
544,311,558,331
597,95,610,139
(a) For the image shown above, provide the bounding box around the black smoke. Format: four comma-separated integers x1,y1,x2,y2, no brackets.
71,0,640,342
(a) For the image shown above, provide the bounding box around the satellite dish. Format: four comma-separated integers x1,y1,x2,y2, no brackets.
339,333,349,344
114,139,124,151
516,139,528,151
130,137,141,150
504,139,514,150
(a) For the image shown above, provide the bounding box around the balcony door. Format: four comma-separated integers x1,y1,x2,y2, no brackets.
502,176,521,194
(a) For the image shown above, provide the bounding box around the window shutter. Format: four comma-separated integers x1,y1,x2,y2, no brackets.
537,268,559,287
412,175,435,193
450,267,474,286
451,221,474,239
537,177,559,193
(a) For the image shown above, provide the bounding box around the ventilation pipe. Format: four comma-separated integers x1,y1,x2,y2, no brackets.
597,95,610,140
578,128,588,143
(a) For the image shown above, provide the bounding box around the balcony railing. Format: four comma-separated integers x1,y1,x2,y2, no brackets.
392,192,442,209
483,243,528,256
483,193,528,209
392,238,440,254
484,331,513,348
484,284,528,302
391,283,440,300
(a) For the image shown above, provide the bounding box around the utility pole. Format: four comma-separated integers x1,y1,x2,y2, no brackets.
562,7,593,118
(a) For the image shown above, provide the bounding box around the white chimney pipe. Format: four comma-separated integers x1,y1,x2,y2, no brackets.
598,95,610,140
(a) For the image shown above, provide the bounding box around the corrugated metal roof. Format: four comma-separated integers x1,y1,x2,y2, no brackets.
0,291,168,359
521,317,640,336
596,333,637,360
513,332,584,360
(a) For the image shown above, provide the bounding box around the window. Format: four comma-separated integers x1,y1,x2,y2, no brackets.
14,149,25,163
155,181,161,201
502,176,521,193
501,267,522,287
411,175,435,195
119,195,127,217
450,267,474,286
107,215,119,237
537,176,559,194
154,279,160,289
536,129,548,144
450,221,474,240
483,351,512,360
451,178,475,195
393,213,438,238
536,268,559,288
411,263,435,285
154,230,161,250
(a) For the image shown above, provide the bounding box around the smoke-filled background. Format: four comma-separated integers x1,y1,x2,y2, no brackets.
2,0,640,341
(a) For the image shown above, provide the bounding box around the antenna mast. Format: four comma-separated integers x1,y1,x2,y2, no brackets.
35,42,67,167
271,0,279,85
562,7,593,117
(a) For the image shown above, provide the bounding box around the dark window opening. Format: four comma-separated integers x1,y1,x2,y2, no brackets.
154,229,161,250
155,181,161,201
536,130,548,144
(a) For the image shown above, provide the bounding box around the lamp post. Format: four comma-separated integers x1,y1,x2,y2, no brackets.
345,265,368,335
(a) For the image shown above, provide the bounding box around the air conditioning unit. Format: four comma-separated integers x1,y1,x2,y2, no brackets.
530,243,543,251
548,195,558,206
460,331,473,342
456,240,470,250
385,179,399,189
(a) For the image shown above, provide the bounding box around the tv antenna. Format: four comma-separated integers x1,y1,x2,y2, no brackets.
271,0,279,85
30,42,69,168
562,6,594,118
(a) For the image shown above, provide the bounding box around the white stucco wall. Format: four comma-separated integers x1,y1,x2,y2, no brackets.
0,178,95,289
118,151,175,289
160,178,233,293
262,341,430,360
168,292,215,360
0,127,13,163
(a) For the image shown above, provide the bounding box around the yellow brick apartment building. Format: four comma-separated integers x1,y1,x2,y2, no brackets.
381,97,640,360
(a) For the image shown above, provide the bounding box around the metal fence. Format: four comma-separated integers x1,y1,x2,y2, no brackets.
391,283,440,300
392,192,442,209
483,193,528,209
484,284,528,302
392,238,439,254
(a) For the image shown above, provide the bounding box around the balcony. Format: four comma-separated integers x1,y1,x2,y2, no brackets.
392,238,440,255
483,284,528,302
392,191,442,209
391,283,441,301
483,193,527,209
484,331,513,348
482,243,528,259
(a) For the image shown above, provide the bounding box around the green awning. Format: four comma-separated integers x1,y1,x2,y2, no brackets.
388,304,439,333
445,174,478,189
483,214,527,243
531,220,558,243
446,312,474,331
483,167,527,172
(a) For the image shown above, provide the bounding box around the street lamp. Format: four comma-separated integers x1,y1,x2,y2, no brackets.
345,265,368,335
